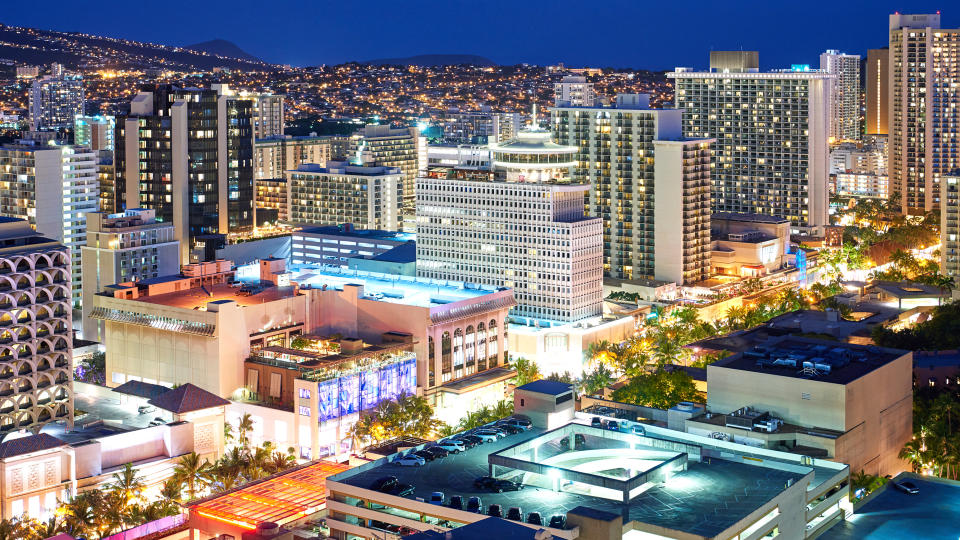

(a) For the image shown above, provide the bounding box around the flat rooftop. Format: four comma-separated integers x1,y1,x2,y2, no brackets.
129,282,299,310
712,212,790,224
290,265,505,308
331,419,821,538
295,225,415,243
713,336,907,385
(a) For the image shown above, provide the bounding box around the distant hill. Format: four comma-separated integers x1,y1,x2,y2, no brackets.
361,54,496,67
186,39,261,63
0,24,278,72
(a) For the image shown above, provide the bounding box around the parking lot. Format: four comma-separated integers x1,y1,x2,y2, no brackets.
824,475,960,539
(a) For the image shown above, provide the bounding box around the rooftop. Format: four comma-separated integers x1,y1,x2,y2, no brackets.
129,282,298,310
147,383,230,414
188,460,351,530
516,380,575,396
872,280,949,299
295,224,415,243
0,433,66,459
290,161,401,177
407,518,560,540
712,212,790,225
711,336,908,385
290,265,507,309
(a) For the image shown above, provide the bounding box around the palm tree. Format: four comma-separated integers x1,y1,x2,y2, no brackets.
223,422,235,446
266,451,296,474
106,463,146,508
0,517,30,540
511,357,541,386
236,413,255,450
61,491,97,538
172,452,210,501
585,340,611,366
28,515,64,540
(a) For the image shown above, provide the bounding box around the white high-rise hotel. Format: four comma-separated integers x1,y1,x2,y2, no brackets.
820,49,861,141
669,52,832,234
416,126,603,324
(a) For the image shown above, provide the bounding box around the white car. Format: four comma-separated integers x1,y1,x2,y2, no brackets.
472,431,498,443
396,455,425,466
434,442,463,453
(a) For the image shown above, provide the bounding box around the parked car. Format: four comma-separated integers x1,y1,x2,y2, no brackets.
455,435,483,447
549,515,566,529
526,512,543,526
631,424,646,436
506,507,523,521
590,417,603,428
413,450,436,462
389,483,415,497
490,479,523,493
472,432,498,443
148,420,164,427
495,423,523,435
605,420,620,431
473,476,496,490
475,429,506,440
429,492,444,505
487,504,503,518
424,446,449,458
894,480,919,494
396,455,425,466
435,441,464,453
137,405,155,414
481,424,509,435
501,417,532,430
370,476,398,492
448,495,463,510
466,496,483,514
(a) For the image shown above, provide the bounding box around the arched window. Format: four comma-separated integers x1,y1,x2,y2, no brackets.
441,331,452,382
427,337,436,387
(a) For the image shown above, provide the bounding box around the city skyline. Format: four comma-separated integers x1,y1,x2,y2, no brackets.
0,0,952,69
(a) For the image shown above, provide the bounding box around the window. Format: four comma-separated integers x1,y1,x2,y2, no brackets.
269,373,282,398
298,406,310,417
801,392,811,400
298,388,311,399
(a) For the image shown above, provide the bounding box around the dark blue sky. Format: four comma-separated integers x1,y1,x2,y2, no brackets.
1,1,952,68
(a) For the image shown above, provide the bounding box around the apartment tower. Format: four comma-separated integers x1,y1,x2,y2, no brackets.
820,49,861,141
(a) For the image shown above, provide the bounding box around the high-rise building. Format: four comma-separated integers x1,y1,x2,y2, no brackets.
255,178,287,225
350,125,422,209
0,140,98,306
254,135,332,180
820,50,861,141
831,137,889,199
287,161,401,231
440,108,522,144
417,127,603,323
28,73,85,131
942,173,960,281
866,48,889,135
554,75,596,107
552,94,714,283
0,218,73,435
75,115,116,214
252,93,284,139
116,85,254,261
669,52,832,234
889,13,960,214
80,208,180,341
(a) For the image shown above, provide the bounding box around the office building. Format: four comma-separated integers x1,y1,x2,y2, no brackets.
115,84,254,261
552,94,714,283
889,13,960,214
350,125,422,209
426,144,492,170
942,173,960,281
287,161,402,231
440,108,522,144
831,138,889,199
28,74,85,132
820,50,861,141
254,135,332,180
80,208,180,342
251,92,284,139
692,336,912,477
0,140,98,306
0,219,73,436
324,383,852,540
866,48,889,135
669,53,832,234
417,127,603,323
554,75,596,107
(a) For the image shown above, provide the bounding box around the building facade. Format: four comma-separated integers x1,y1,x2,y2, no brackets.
820,50,861,141
552,94,713,283
0,219,73,436
888,13,960,214
28,74,84,132
290,224,413,268
0,141,98,306
74,115,116,215
440,108,522,144
350,125,422,210
942,173,960,280
115,84,254,261
417,129,603,323
254,135,332,180
80,209,180,342
554,75,596,107
866,48,889,136
669,53,832,234
287,162,401,231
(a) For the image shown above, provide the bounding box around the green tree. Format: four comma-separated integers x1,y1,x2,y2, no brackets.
611,369,700,409
172,452,210,501
511,357,542,386
236,413,255,450
105,463,146,508
577,364,614,397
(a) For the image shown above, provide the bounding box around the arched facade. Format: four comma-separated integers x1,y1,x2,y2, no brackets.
0,247,73,434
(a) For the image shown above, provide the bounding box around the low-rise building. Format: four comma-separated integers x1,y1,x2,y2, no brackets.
290,224,414,271
287,162,402,231
691,336,912,477
710,213,791,277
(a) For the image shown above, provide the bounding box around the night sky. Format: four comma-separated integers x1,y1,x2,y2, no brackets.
1,0,953,69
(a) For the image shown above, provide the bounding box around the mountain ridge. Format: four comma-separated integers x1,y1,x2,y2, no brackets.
359,54,496,67
185,39,262,63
